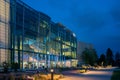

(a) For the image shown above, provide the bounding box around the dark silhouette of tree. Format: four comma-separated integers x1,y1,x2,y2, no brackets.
106,48,114,65
82,48,98,66
82,48,89,64
98,54,106,66
89,49,98,66
11,62,19,72
3,62,9,73
115,52,120,61
115,52,120,67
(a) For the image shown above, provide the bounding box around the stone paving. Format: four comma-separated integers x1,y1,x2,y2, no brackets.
59,68,115,80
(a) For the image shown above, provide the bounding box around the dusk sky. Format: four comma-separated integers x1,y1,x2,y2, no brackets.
22,0,120,55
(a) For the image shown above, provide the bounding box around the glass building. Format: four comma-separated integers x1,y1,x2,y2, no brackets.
0,0,77,69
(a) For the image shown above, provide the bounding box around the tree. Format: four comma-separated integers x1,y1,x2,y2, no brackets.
115,52,120,67
106,48,114,65
82,48,90,64
89,49,98,66
98,54,106,66
81,48,98,66
115,52,120,61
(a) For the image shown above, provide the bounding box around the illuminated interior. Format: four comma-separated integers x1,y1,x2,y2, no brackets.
0,0,77,69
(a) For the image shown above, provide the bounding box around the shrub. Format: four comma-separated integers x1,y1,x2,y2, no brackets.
3,62,9,73
78,69,86,73
9,73,15,80
11,62,19,72
20,74,26,80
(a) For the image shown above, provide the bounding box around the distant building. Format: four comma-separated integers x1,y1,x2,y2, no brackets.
77,41,93,65
0,0,77,69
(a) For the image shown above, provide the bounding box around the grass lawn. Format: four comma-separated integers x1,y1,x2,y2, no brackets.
111,69,120,80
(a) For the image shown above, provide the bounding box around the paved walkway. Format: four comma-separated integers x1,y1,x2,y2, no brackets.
60,68,115,80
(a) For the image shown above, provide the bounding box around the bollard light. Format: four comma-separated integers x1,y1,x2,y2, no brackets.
50,69,54,73
50,69,54,80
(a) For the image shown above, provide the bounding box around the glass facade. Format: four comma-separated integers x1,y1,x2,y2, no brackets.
0,0,77,69
0,0,11,65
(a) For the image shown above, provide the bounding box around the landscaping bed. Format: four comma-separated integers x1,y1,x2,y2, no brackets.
0,72,63,80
